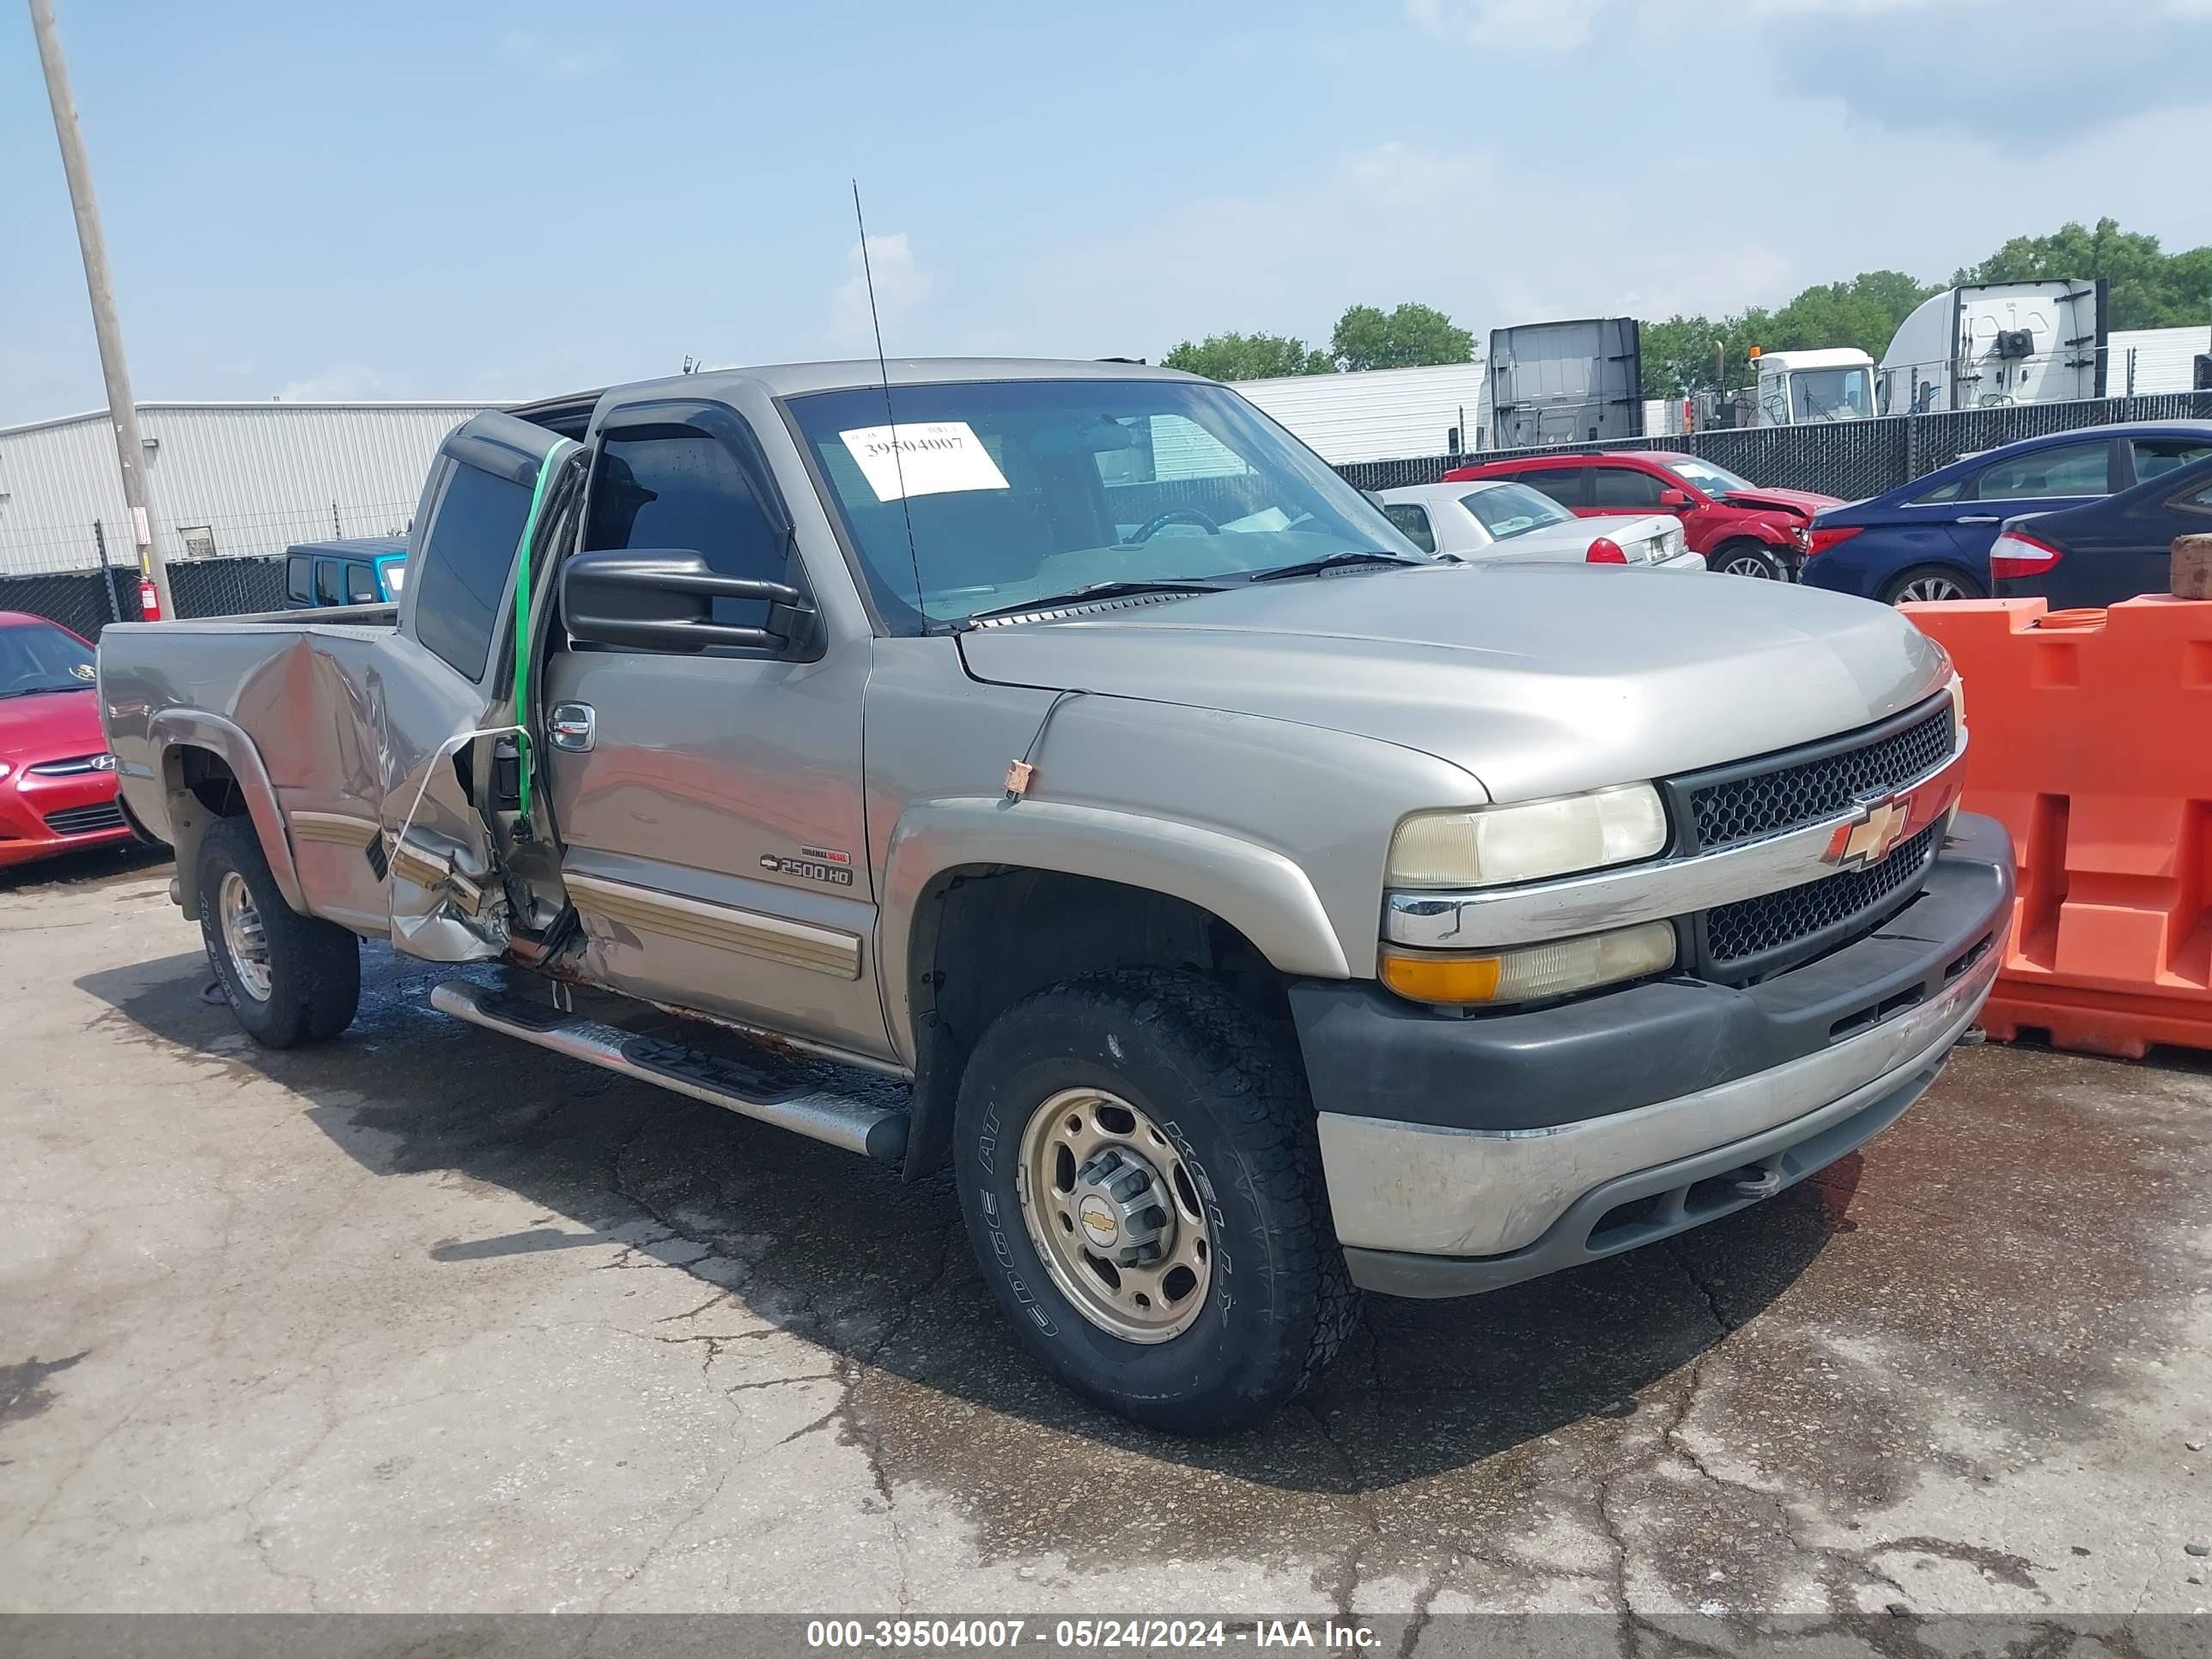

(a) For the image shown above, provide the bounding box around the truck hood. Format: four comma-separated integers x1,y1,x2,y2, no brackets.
956,564,1948,803
1718,487,1839,517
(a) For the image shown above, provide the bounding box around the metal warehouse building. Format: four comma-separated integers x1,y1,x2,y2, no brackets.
0,402,496,578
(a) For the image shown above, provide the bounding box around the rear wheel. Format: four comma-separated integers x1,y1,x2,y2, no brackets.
197,816,361,1048
1710,539,1785,579
953,969,1356,1435
1881,564,1984,605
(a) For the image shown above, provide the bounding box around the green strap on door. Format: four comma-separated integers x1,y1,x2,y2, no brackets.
508,439,578,818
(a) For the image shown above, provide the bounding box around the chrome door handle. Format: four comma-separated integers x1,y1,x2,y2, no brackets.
548,703,595,752
1958,515,2001,524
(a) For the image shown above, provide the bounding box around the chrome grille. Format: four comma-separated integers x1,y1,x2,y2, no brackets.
1703,824,1940,973
27,754,113,776
1686,698,1954,851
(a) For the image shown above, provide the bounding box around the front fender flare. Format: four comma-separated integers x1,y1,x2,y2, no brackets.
149,709,306,917
877,795,1352,1066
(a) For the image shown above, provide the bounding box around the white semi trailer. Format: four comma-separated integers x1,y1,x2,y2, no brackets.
1878,280,2106,415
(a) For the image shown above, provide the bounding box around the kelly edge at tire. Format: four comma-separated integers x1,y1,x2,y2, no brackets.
952,968,1358,1435
197,814,362,1048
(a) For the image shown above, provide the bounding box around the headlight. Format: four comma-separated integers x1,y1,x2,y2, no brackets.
1380,921,1677,1006
1389,784,1668,889
1948,670,1966,728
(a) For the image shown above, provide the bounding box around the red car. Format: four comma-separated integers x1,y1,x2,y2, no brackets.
1441,450,1840,579
0,612,136,868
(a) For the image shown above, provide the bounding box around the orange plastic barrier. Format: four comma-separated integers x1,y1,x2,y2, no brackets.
1904,595,2212,1059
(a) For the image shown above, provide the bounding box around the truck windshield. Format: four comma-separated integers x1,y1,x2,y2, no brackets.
0,621,97,697
784,379,1426,629
1790,368,1873,422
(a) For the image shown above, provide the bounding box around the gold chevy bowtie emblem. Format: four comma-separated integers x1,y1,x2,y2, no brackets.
1825,793,1911,871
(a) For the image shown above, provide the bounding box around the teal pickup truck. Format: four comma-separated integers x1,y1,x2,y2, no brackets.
281,536,410,608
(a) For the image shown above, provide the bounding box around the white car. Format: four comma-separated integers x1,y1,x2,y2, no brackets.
1377,480,1705,571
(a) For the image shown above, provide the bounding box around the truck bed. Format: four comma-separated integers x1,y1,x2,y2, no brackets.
99,608,417,936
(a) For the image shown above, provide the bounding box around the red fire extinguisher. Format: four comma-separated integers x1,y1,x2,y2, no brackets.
137,577,161,621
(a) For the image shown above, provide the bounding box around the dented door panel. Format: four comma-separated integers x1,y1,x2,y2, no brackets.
379,412,576,961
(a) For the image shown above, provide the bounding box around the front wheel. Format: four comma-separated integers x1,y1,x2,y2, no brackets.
1881,563,1985,605
197,815,362,1048
1710,539,1786,580
953,969,1356,1434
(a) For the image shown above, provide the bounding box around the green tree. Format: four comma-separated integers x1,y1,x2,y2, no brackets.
1161,331,1333,382
1838,270,1939,331
1327,302,1474,372
1639,312,1774,399
1639,271,1937,398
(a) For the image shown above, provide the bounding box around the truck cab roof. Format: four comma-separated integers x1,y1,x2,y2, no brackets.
507,357,1203,438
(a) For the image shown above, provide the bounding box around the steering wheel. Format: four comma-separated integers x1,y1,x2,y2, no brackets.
1124,508,1221,544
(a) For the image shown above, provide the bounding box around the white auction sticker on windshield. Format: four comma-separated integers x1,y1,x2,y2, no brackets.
839,422,1008,502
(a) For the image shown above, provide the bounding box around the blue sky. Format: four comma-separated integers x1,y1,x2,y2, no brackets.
5,0,2210,423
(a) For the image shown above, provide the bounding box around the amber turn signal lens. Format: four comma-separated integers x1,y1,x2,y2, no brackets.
1378,951,1503,1005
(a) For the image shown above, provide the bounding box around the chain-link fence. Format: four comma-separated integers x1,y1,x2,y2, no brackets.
0,567,133,641
1335,390,2212,501
0,556,290,641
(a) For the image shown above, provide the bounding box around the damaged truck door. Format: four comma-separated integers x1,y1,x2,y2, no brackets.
381,411,577,960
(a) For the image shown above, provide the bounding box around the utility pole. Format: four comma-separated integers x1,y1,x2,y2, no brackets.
28,0,173,622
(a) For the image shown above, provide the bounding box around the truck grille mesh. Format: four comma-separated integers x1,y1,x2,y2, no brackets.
1689,701,1954,849
1705,824,1940,969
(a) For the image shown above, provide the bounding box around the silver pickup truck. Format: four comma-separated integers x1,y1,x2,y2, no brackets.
98,359,2011,1433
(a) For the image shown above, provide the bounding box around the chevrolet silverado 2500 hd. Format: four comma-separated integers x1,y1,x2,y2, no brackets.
97,359,2011,1433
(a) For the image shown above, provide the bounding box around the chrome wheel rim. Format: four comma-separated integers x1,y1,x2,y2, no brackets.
1016,1087,1212,1343
1719,551,1776,578
217,871,272,1001
1894,575,1966,603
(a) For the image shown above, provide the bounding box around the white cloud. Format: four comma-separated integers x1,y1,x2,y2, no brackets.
830,234,933,351
274,363,409,403
1407,0,1990,53
979,139,1807,368
1405,0,2209,141
1404,0,1608,51
499,29,614,82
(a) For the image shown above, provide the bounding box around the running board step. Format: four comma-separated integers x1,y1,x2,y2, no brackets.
429,981,908,1163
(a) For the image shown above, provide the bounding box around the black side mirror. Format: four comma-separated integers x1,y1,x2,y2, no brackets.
561,548,814,654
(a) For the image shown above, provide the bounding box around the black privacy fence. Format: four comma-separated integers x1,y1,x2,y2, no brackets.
1336,390,2212,501
6,390,2211,641
0,556,289,641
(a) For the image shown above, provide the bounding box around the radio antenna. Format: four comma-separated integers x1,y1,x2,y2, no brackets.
853,179,927,625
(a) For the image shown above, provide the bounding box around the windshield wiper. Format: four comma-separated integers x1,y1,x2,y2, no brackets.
1248,550,1427,583
963,577,1237,625
0,684,90,699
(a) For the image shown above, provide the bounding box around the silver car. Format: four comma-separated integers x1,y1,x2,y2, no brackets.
1379,479,1705,570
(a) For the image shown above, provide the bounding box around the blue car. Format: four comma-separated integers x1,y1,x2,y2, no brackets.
1800,421,2212,605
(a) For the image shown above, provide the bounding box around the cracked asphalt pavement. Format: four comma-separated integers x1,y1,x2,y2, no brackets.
5,849,2212,1628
